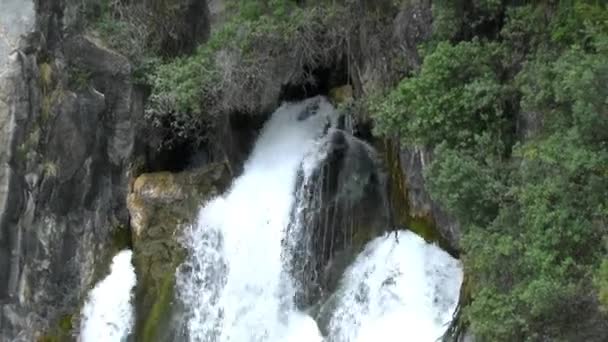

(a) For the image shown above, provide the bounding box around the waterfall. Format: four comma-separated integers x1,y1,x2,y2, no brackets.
80,250,136,342
177,96,335,341
326,231,462,341
176,96,463,341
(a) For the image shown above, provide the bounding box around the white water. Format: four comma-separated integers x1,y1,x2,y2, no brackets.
80,250,136,342
328,231,462,342
178,97,335,341
177,96,463,341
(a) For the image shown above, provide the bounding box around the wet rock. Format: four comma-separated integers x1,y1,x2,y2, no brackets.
0,3,143,340
288,129,390,308
127,162,230,342
399,144,460,252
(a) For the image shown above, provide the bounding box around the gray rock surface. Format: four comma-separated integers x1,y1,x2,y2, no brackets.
288,128,391,308
0,1,144,340
399,145,461,250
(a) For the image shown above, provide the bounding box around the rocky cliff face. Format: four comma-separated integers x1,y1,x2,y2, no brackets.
127,163,230,342
0,1,145,339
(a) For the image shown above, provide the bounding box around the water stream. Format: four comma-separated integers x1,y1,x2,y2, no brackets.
80,97,462,341
80,250,136,342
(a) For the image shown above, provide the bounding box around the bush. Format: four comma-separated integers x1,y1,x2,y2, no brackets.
372,39,510,149
145,0,400,149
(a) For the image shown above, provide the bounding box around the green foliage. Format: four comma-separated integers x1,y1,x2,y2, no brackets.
550,1,608,47
518,41,608,144
373,40,510,149
146,0,397,149
373,1,608,340
426,144,505,227
431,0,505,41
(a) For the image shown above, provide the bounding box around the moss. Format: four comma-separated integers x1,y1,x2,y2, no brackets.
37,337,60,342
39,62,53,91
68,67,92,91
91,224,133,286
15,129,41,164
38,59,63,126
58,314,73,333
36,314,74,342
382,139,409,228
329,85,353,106
381,139,457,255
407,214,441,242
141,270,177,342
111,224,133,250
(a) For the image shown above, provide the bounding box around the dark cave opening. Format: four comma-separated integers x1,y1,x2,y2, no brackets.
279,59,350,103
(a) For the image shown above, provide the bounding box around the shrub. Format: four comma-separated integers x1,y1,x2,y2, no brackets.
372,39,510,149
145,0,400,149
372,1,608,340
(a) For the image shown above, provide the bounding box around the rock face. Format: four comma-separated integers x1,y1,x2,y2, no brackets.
127,163,230,342
0,1,145,340
399,145,460,251
288,129,390,308
0,1,261,340
0,11,143,341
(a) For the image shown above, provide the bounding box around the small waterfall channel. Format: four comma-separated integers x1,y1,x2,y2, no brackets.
80,250,136,341
79,96,462,341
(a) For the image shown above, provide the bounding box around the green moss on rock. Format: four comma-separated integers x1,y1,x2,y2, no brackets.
381,139,454,253
91,224,133,286
128,162,230,341
141,269,178,342
36,314,74,342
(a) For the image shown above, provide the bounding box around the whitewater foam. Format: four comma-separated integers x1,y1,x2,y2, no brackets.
327,231,462,342
80,250,136,342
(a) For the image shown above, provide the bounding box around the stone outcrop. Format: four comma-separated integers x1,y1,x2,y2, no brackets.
288,128,391,308
127,163,229,342
1,1,144,340
0,33,142,342
385,141,460,254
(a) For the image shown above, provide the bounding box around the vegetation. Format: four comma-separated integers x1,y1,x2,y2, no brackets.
373,1,608,340
144,0,400,148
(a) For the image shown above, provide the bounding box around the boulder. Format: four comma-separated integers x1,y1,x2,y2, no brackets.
287,129,390,308
127,162,230,342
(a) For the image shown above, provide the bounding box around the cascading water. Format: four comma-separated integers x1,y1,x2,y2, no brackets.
176,96,463,341
177,97,335,342
326,231,462,341
80,250,136,342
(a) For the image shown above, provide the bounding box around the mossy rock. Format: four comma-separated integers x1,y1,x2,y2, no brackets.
36,314,74,342
329,85,353,106
380,139,456,256
127,162,230,341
